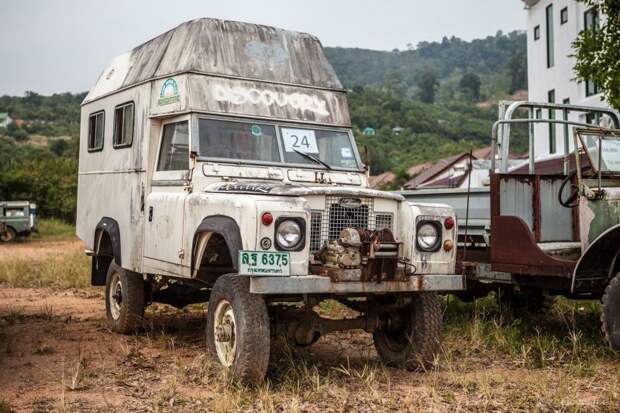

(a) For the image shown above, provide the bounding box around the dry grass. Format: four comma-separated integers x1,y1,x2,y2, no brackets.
0,234,619,411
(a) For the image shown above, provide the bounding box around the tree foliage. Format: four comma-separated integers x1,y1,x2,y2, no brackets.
459,73,482,101
573,0,620,110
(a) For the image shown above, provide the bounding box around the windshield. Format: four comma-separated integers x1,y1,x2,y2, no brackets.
197,117,360,170
580,131,620,173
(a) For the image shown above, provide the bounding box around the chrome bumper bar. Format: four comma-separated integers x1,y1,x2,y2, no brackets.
249,274,464,295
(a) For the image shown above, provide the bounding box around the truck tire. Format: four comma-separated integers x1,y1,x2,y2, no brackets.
206,275,270,384
0,226,16,242
373,292,442,369
105,263,145,334
602,273,620,351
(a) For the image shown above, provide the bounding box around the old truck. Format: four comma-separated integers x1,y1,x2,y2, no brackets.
0,201,38,242
76,18,464,383
402,101,620,351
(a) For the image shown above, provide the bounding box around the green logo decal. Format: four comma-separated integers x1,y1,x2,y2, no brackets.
158,78,180,106
250,125,262,137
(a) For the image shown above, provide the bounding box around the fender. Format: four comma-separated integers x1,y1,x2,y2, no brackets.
572,223,620,293
191,215,243,275
94,217,122,265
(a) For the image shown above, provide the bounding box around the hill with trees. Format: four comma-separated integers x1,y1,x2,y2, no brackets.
0,31,528,220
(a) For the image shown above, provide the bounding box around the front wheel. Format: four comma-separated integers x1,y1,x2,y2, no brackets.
373,292,442,369
105,263,145,334
206,275,270,384
602,273,620,351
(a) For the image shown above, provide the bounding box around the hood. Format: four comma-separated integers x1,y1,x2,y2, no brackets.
204,181,404,201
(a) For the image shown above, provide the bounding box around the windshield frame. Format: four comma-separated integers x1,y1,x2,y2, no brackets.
576,127,620,176
193,113,365,173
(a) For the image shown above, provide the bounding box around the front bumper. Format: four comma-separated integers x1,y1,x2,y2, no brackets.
249,274,464,295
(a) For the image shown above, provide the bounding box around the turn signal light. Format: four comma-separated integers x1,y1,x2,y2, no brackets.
443,239,454,252
444,216,455,230
261,212,274,226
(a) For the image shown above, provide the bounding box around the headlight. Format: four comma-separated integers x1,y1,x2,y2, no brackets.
275,219,303,250
416,221,441,252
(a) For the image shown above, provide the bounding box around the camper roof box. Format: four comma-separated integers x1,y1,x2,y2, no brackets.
83,18,350,126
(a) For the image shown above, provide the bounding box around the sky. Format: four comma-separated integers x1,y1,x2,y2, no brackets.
0,0,526,96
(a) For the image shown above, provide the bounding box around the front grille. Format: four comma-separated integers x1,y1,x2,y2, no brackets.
326,196,373,240
309,197,394,253
375,213,393,231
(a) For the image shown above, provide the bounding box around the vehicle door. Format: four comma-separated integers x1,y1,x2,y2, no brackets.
143,116,192,277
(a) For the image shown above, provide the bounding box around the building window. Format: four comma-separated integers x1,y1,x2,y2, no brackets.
534,25,540,40
548,89,556,154
157,121,189,171
546,4,555,68
584,7,601,97
560,7,568,24
87,111,105,152
113,102,134,148
563,98,570,105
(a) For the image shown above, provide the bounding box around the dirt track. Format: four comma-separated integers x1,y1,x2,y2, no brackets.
1,239,619,412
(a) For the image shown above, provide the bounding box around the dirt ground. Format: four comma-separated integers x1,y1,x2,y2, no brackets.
1,239,619,412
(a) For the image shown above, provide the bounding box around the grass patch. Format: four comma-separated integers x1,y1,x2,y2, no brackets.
32,218,75,239
0,249,89,288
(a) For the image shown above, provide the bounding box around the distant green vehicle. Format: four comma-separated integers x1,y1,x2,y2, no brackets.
0,201,38,242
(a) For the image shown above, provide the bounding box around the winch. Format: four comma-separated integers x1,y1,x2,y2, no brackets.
311,227,403,282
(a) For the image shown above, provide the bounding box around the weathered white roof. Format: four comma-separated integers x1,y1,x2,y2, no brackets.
84,18,343,104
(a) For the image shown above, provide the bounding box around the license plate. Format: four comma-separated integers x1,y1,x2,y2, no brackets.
238,250,290,276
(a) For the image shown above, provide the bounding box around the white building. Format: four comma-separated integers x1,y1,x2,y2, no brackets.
522,0,612,158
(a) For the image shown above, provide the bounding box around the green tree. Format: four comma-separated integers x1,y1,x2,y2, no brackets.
459,73,482,101
417,68,439,104
573,0,620,110
507,52,527,93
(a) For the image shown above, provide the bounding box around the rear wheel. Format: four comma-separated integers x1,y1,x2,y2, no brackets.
0,226,16,242
373,293,442,369
602,273,620,351
206,275,270,384
105,263,145,334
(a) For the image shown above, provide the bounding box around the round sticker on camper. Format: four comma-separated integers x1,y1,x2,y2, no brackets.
251,125,262,137
158,78,180,106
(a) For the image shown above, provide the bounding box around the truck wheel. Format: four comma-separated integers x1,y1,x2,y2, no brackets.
105,263,145,334
0,227,16,242
373,292,442,369
206,275,270,384
602,273,620,351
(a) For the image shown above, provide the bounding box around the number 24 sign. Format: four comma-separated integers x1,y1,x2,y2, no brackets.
281,128,319,154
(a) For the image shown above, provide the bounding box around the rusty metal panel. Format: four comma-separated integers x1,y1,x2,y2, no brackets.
539,178,573,241
499,178,534,230
84,18,343,104
185,75,351,126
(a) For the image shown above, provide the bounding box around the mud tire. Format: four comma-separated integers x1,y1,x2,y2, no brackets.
104,263,145,334
0,226,16,243
206,275,270,384
602,273,620,351
373,292,442,369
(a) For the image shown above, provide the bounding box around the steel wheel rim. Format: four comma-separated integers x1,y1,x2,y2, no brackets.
109,273,122,320
213,299,237,367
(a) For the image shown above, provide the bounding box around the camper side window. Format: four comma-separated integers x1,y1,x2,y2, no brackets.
157,121,189,171
87,111,105,152
113,102,134,148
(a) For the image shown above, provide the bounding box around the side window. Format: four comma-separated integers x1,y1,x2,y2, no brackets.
157,121,189,171
88,111,105,152
113,102,134,148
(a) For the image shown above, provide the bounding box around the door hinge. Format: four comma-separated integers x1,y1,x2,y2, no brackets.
178,248,185,259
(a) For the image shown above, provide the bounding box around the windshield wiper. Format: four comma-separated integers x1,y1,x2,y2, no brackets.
293,149,332,170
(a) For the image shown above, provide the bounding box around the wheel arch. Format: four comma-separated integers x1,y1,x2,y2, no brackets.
572,223,620,293
91,217,122,286
191,215,243,283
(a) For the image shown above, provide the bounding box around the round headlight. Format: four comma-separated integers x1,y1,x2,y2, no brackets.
276,220,302,250
417,223,439,251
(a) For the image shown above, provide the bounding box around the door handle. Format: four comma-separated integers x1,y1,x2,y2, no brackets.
148,206,153,222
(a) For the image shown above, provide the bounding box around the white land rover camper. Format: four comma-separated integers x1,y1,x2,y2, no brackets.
76,18,464,383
